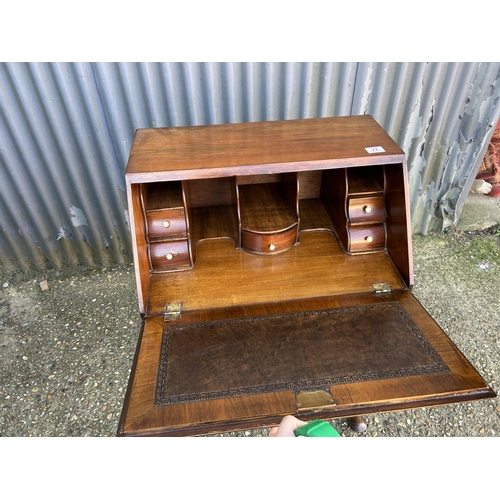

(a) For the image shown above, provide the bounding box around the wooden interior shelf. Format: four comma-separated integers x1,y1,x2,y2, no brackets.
190,205,239,246
347,166,385,195
297,198,336,233
144,181,184,210
238,182,297,233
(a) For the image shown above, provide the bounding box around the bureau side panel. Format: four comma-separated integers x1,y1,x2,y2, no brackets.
126,180,150,315
385,161,413,287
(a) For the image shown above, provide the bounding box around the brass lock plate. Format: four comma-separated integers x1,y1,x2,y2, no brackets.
295,388,335,411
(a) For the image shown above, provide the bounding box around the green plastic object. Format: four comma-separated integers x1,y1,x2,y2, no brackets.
294,419,341,437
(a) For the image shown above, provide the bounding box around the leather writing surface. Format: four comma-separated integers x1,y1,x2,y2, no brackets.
155,301,449,406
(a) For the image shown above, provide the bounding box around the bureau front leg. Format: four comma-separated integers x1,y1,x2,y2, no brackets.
349,415,367,433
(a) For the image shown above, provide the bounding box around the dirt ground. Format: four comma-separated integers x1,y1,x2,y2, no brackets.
1,228,499,437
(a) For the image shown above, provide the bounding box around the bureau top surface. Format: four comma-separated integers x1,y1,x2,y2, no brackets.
125,115,405,180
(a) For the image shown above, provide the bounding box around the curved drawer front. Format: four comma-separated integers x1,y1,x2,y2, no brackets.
348,224,386,253
150,240,190,269
348,195,385,224
241,224,298,254
147,208,187,239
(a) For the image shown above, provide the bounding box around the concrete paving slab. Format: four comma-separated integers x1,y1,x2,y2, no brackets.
457,193,500,231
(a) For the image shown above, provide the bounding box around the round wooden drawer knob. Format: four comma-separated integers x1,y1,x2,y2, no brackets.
363,205,372,213
163,221,171,228
166,253,174,260
365,236,373,243
269,243,276,251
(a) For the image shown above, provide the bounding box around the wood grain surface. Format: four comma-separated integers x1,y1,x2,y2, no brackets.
119,116,494,436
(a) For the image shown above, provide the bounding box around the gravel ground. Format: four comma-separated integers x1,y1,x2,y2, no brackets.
1,227,499,437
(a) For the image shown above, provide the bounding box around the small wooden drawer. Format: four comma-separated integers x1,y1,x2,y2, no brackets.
348,195,385,224
149,240,190,269
241,225,298,254
147,209,187,239
348,224,386,253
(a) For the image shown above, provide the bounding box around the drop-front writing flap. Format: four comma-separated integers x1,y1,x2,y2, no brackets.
118,291,495,437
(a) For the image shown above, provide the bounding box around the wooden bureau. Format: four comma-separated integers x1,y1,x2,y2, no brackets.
118,115,495,436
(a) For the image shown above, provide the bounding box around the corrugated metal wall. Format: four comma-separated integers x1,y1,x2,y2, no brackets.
1,62,500,275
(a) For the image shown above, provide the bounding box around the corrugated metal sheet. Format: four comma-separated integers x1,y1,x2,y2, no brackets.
352,62,500,232
1,62,500,275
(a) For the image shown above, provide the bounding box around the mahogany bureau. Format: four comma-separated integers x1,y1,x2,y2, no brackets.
117,115,495,436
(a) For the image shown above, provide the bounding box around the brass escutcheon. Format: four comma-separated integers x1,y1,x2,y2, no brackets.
295,389,335,411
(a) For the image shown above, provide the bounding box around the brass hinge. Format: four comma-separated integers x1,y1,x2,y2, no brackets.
164,303,181,322
372,282,392,294
295,388,336,412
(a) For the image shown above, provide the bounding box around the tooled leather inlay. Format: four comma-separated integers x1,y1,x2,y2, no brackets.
155,302,450,406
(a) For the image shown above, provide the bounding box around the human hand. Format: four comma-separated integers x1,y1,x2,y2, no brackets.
268,415,307,437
